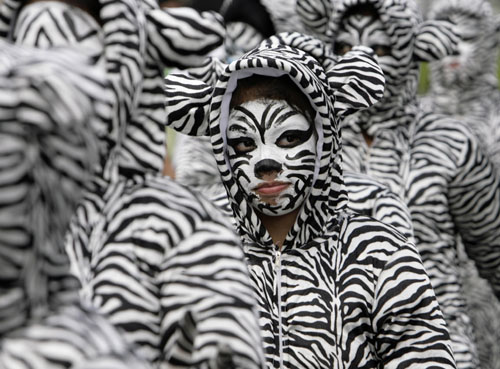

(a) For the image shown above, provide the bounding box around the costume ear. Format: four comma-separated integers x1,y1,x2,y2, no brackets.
414,20,459,62
326,46,386,118
165,55,226,136
165,71,214,137
295,0,333,42
145,7,225,69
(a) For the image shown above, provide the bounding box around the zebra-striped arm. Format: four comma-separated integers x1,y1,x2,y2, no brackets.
158,195,265,368
66,176,265,367
372,241,457,367
447,121,500,299
344,171,414,241
146,7,225,69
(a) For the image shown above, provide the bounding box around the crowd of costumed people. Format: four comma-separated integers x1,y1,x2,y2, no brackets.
1,0,500,368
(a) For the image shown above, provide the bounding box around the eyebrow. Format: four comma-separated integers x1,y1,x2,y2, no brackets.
228,123,250,134
230,106,259,133
272,110,303,129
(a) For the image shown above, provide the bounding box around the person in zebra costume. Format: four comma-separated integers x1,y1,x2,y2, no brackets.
165,31,456,368
296,0,500,367
174,126,416,241
424,0,500,168
172,2,416,242
0,40,150,369
421,1,500,368
0,1,267,368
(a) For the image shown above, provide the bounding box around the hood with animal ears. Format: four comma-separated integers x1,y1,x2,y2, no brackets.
165,32,385,249
296,0,459,128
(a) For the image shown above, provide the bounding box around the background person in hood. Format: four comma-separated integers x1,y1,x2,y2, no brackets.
421,1,500,367
0,40,149,369
165,32,456,368
423,0,500,169
296,0,500,367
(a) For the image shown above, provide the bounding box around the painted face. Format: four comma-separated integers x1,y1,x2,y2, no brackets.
334,13,398,89
226,99,317,216
14,3,105,67
334,14,392,58
436,14,485,85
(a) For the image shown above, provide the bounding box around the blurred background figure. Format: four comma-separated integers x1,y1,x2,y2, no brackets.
421,1,500,368
0,40,149,369
423,0,500,168
296,0,500,367
0,0,266,367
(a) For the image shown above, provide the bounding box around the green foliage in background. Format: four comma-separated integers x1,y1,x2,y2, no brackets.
418,62,430,95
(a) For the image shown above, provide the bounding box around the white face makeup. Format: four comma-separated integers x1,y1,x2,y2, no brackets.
226,99,317,216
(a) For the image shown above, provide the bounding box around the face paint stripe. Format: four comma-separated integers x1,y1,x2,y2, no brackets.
228,99,316,215
232,105,260,132
264,102,288,130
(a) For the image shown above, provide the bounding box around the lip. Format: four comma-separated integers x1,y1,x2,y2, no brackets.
253,181,290,196
448,61,460,69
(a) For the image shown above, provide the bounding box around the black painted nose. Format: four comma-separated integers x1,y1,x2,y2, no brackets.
254,159,282,179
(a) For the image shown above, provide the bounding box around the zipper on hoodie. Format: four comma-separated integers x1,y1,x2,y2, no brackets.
274,246,284,369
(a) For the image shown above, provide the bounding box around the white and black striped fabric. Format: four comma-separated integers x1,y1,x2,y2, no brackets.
297,0,500,367
1,1,266,368
66,173,266,368
424,0,500,169
422,1,500,368
1,0,226,177
173,133,414,240
165,32,456,368
0,40,149,369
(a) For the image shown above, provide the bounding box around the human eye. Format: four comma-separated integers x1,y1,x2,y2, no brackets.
228,137,256,154
372,44,391,57
334,41,353,56
276,130,310,148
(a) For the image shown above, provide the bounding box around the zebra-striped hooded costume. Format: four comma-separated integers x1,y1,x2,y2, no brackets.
165,32,456,368
0,1,266,368
422,1,500,368
296,0,500,367
0,40,150,369
424,0,500,168
172,30,415,242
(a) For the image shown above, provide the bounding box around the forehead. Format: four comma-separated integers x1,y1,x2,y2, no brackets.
450,14,483,33
228,99,310,130
337,13,389,42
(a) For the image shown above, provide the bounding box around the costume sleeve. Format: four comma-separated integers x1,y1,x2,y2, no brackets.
373,243,457,368
372,191,414,242
158,195,265,369
145,7,225,69
448,126,500,299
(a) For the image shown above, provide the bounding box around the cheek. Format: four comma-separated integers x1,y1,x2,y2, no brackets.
283,141,317,174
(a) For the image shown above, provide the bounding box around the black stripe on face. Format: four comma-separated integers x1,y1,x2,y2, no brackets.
232,101,306,144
